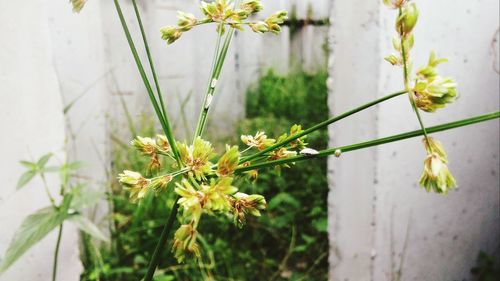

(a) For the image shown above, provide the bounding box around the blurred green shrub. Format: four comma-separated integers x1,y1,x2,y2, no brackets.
80,69,329,281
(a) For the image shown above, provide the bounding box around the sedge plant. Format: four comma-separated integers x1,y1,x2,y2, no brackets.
106,0,500,281
78,0,499,280
108,0,499,281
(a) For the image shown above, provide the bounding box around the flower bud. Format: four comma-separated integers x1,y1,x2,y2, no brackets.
241,131,275,150
155,134,170,153
149,175,173,194
118,170,151,202
384,54,400,65
249,21,269,33
177,11,198,32
172,223,201,263
131,136,156,155
217,145,240,177
419,153,457,194
70,0,87,13
241,0,264,15
160,26,182,44
231,192,267,228
414,77,458,112
396,3,419,36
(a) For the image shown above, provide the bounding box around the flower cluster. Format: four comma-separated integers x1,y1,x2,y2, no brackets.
131,135,171,171
419,137,457,194
118,170,172,202
117,122,313,261
413,52,458,112
384,1,457,194
160,0,288,44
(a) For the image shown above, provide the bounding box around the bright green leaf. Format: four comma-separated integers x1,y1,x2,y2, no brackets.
268,192,300,210
312,217,328,233
0,207,66,274
16,170,36,190
68,215,109,242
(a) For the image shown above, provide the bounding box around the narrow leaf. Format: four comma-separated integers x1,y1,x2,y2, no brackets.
68,215,108,242
19,161,36,169
36,153,53,168
0,207,66,274
16,170,36,190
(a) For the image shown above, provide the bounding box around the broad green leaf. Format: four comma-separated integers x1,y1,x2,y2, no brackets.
68,215,108,242
16,170,36,190
36,153,53,168
0,207,66,274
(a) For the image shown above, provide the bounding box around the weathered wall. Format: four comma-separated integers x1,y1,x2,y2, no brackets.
0,0,329,280
0,0,83,280
328,0,500,280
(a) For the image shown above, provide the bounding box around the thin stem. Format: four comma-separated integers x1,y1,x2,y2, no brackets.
241,90,407,163
235,112,500,172
143,196,180,281
131,0,168,122
40,173,56,207
52,223,64,281
113,0,182,166
193,28,236,139
398,7,432,152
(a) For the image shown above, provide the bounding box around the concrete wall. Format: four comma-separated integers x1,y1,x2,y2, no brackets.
328,1,500,280
0,1,83,280
0,0,329,280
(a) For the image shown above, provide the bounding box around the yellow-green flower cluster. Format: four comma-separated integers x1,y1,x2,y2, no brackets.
413,52,458,112
177,137,216,181
419,137,457,194
131,135,171,171
117,170,172,202
160,0,288,45
118,123,311,261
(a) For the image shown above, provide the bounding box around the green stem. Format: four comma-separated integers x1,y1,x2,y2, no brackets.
52,223,63,281
131,0,168,122
40,173,56,208
235,112,500,172
113,0,182,166
193,28,236,139
241,90,407,163
398,7,432,152
143,196,180,281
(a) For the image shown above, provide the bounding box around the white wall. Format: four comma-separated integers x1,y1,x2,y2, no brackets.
328,0,499,280
0,0,82,280
0,0,329,280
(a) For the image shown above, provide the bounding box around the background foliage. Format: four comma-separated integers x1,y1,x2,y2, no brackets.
80,69,329,281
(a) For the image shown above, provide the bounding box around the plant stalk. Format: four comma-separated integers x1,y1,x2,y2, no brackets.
143,196,180,281
113,0,182,166
235,111,500,172
52,223,64,281
241,90,408,163
398,7,433,152
193,28,236,139
131,0,168,122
